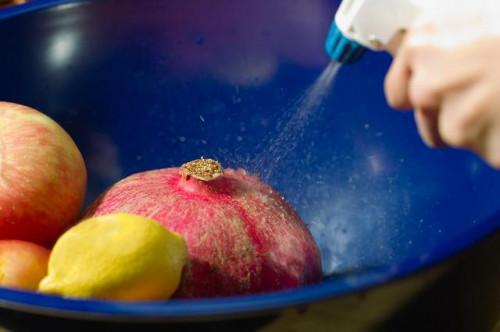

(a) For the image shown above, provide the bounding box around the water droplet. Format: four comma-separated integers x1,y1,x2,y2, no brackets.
178,136,186,142
236,136,243,142
199,115,205,122
235,168,247,176
364,123,370,129
195,36,204,45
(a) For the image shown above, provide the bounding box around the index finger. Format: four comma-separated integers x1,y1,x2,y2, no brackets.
384,44,413,110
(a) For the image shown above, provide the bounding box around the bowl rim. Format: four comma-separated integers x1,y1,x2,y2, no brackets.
0,221,496,321
0,0,499,321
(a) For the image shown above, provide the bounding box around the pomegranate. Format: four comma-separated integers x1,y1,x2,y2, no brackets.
86,159,322,298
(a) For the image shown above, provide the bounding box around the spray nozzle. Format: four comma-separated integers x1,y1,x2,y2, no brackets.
325,0,422,64
325,21,365,64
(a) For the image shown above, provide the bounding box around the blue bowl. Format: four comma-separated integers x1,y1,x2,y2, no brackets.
0,0,498,322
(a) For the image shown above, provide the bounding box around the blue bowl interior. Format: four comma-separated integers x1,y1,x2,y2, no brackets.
0,0,499,320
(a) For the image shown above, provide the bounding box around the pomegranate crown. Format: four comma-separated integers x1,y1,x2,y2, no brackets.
180,158,224,181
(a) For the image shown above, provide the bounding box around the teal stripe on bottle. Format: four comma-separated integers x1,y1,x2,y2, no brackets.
325,21,365,64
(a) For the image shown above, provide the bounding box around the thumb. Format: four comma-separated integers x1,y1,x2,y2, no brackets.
386,30,407,56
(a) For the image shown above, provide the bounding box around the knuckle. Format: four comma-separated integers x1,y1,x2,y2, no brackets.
483,139,500,170
484,154,500,170
487,154,500,169
441,132,466,147
385,89,402,109
409,85,438,111
439,112,477,147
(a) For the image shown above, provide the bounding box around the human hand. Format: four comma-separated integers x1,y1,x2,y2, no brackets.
384,13,500,168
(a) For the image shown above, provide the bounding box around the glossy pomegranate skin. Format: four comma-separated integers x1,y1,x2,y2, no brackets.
86,167,322,298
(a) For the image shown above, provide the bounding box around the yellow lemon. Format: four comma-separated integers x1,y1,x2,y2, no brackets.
38,213,186,301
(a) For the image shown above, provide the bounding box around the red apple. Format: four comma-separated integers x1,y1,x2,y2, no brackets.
0,102,87,246
0,240,50,291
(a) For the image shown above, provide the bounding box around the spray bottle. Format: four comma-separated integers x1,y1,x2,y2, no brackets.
325,0,427,63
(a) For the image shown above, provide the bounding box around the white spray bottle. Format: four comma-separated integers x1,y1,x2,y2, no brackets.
325,0,429,63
